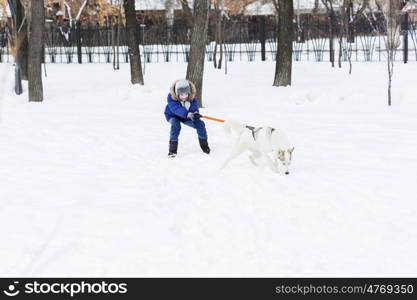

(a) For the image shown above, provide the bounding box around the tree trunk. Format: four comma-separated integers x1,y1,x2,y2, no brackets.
384,0,401,106
76,20,82,64
19,23,28,80
28,0,44,102
112,15,120,70
124,0,144,85
218,0,224,69
388,56,393,106
338,1,348,69
259,16,267,61
329,7,336,68
213,3,219,68
186,0,209,107
213,2,223,69
9,0,23,94
218,1,223,70
273,0,294,87
15,0,28,80
165,0,175,41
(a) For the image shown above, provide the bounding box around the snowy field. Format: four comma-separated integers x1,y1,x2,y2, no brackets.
0,61,416,277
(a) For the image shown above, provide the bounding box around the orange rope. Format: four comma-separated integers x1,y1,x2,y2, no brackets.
201,115,225,123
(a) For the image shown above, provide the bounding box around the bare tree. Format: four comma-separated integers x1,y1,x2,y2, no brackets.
123,0,144,85
15,0,28,80
272,0,294,87
28,0,44,102
321,0,337,67
338,0,349,69
338,0,369,74
111,6,122,70
7,0,25,94
186,0,210,107
213,0,225,69
379,0,402,106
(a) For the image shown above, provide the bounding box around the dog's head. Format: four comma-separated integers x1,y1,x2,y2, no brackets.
276,147,295,175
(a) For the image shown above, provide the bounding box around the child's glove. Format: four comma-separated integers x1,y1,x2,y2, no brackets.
187,112,201,121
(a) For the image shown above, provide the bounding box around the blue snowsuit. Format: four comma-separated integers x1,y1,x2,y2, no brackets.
164,83,208,142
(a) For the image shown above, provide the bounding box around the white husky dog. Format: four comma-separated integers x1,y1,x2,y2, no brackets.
221,120,294,174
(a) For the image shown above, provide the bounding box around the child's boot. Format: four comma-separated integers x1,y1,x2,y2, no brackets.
198,138,210,154
168,140,178,157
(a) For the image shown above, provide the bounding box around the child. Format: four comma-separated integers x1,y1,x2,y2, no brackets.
164,79,210,157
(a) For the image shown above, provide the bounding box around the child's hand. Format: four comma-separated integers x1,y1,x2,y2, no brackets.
187,112,201,121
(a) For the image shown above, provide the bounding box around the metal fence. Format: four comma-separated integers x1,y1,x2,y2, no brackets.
1,15,417,64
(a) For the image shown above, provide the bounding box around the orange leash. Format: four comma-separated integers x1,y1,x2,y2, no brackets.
201,115,225,123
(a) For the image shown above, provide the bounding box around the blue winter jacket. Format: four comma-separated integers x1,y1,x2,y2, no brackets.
164,93,199,121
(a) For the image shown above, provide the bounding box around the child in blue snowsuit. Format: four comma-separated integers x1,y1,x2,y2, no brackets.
164,79,210,157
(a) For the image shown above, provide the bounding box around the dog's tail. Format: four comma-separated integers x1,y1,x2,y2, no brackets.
224,120,246,136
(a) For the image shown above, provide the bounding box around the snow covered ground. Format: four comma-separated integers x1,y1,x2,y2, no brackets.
0,61,416,277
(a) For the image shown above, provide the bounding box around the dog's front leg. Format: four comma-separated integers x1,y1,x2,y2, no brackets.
249,150,261,166
272,156,280,173
264,154,279,173
220,143,247,170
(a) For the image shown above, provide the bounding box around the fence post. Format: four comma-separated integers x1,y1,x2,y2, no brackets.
76,20,82,64
402,13,409,64
259,16,266,61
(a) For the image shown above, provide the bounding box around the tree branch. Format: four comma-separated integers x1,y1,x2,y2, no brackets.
63,1,73,27
75,0,89,22
271,0,279,13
